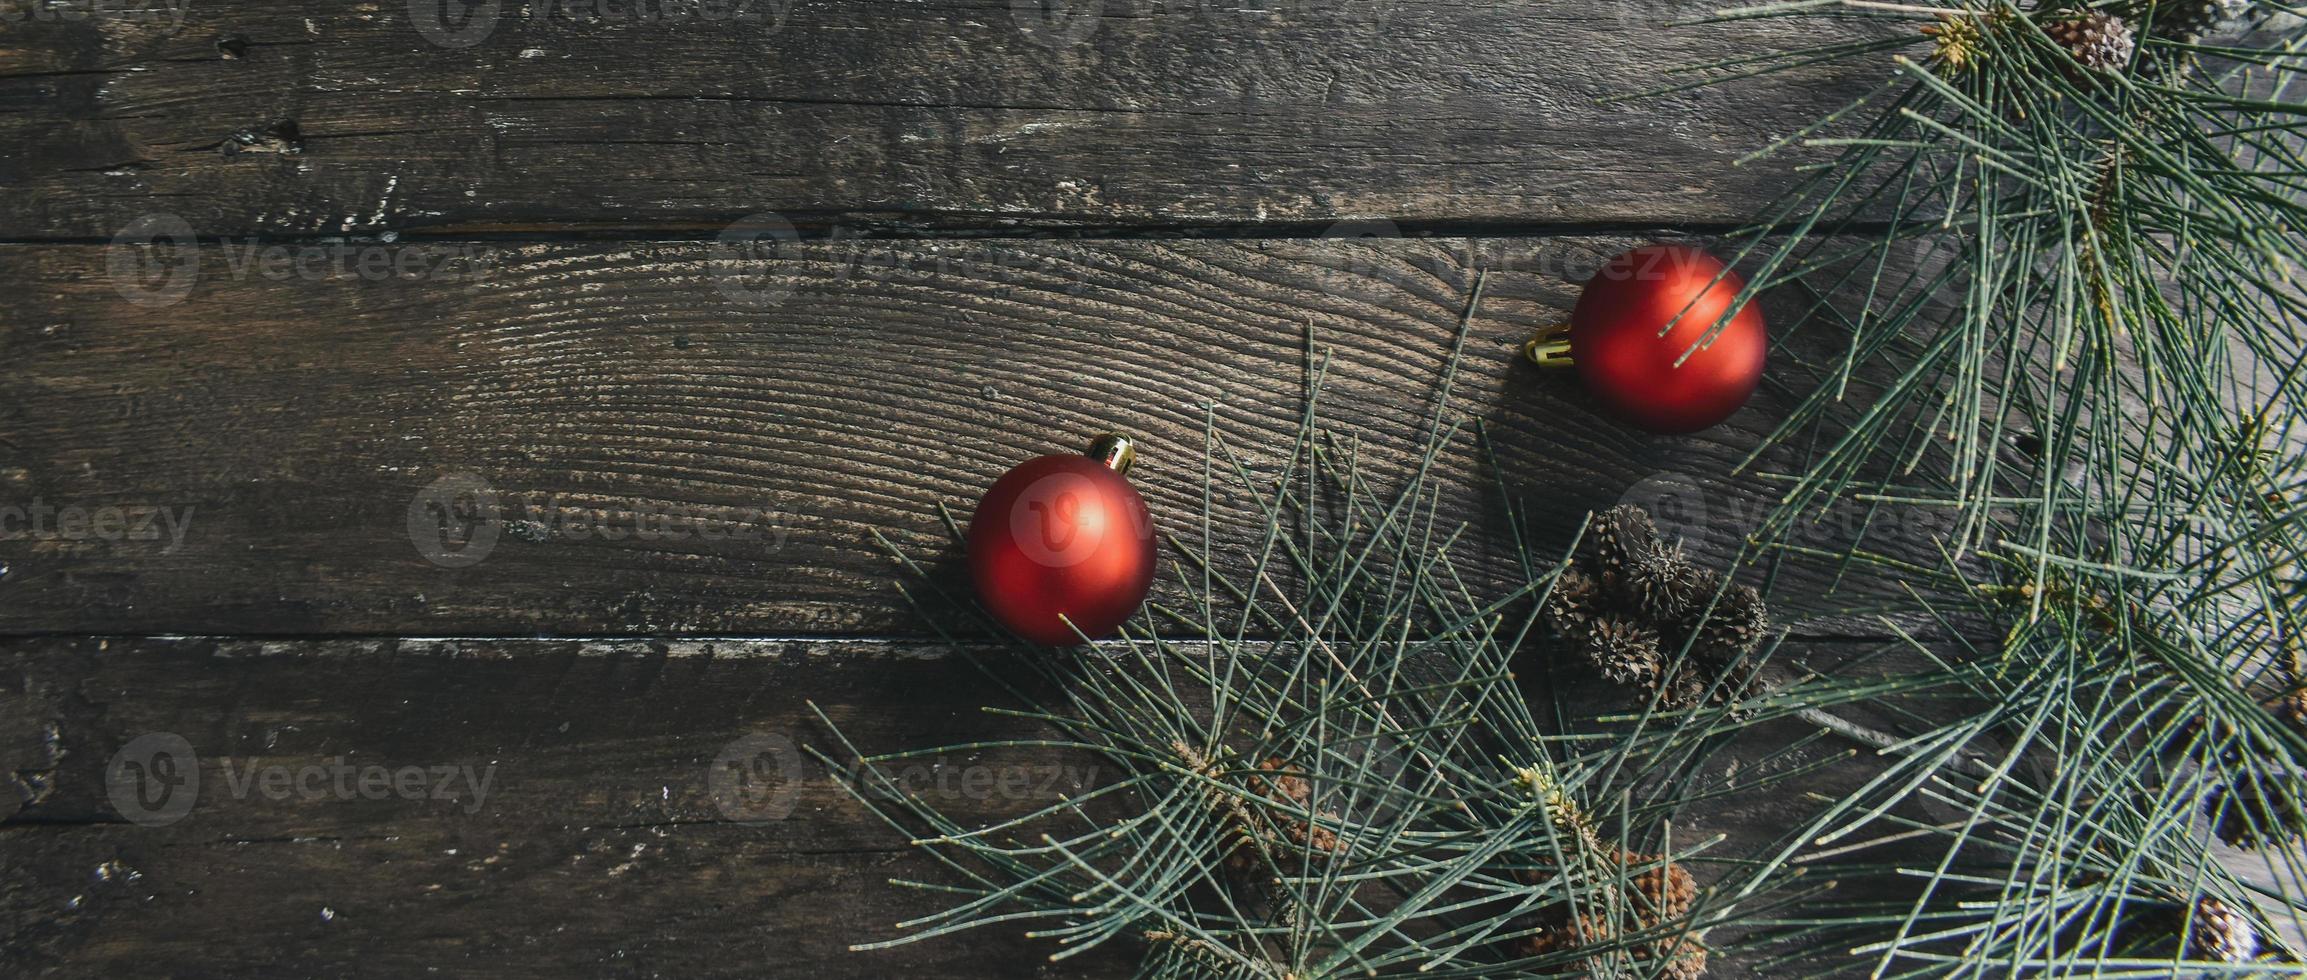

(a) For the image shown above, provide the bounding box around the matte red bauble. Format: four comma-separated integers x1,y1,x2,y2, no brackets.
966,434,1156,645
1523,244,1767,434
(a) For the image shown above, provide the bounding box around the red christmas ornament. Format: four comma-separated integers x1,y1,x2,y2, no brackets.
966,434,1156,645
1523,244,1767,434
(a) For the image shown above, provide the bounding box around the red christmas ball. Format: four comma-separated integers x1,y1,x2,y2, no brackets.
1531,245,1767,434
966,435,1156,645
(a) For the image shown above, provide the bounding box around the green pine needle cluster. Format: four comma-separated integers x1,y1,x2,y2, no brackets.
817,320,1819,977
811,1,2307,975
1663,0,2307,973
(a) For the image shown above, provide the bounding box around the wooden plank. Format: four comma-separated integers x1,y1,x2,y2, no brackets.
0,0,1890,237
0,235,1883,636
0,636,1132,976
0,635,1898,977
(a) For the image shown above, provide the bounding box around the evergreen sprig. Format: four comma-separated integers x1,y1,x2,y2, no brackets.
813,316,1819,977
1654,0,2307,973
809,3,2307,973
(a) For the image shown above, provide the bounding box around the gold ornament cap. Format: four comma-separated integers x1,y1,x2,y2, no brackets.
1522,323,1575,368
1086,433,1136,475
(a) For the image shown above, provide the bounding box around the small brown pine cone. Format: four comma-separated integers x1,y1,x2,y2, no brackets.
2185,896,2260,963
1623,549,1701,621
2206,773,2307,848
1625,852,1698,923
1652,934,1710,980
1587,617,1665,689
2136,0,2252,43
1254,756,1312,807
1656,661,1713,711
1544,569,1605,634
1585,505,1664,574
1531,916,1708,980
1687,581,1771,662
1250,757,1344,857
2045,11,2137,73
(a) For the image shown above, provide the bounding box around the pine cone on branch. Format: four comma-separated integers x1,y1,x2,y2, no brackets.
2184,896,2260,963
2134,0,2253,42
1626,851,1698,922
1586,505,1664,576
2046,10,2138,73
1543,569,1605,635
1546,505,1774,711
1588,617,1665,688
1518,850,1707,979
1239,756,1346,861
1623,549,1701,621
1687,582,1770,663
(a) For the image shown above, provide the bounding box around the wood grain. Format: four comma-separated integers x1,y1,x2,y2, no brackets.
0,636,1134,977
0,635,1905,977
0,235,1902,637
0,0,1894,238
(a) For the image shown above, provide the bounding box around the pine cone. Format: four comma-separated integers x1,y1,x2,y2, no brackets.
1665,660,1734,711
2185,896,2260,963
1513,844,1705,977
1586,617,1665,688
1544,569,1605,634
2206,773,2307,848
1585,505,1664,574
1626,851,1698,922
1653,934,1710,980
2135,0,2252,42
1687,581,1770,662
2046,11,2138,73
1549,505,1773,713
1523,915,1708,980
1248,757,1344,856
1623,549,1702,621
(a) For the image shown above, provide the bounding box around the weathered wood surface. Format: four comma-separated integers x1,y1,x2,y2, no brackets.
0,0,1890,238
0,1,1927,975
0,636,1135,976
0,636,1898,977
0,236,1908,637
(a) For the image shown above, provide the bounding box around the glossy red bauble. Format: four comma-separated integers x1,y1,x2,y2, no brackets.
966,439,1156,645
1560,245,1767,434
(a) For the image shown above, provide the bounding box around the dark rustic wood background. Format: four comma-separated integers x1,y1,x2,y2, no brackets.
1,2,1905,975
